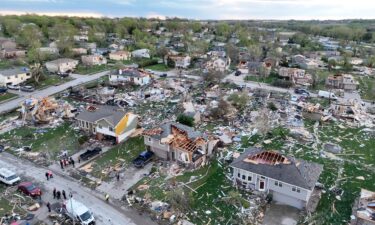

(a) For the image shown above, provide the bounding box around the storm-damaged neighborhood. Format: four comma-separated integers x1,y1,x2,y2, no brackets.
0,10,374,225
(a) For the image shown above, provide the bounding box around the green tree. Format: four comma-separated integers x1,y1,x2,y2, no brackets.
17,24,43,48
2,18,21,36
176,114,194,127
228,92,249,111
203,70,225,85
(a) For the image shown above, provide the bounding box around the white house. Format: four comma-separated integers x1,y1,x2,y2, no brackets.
166,55,191,68
231,148,323,209
131,49,150,58
45,58,79,73
109,51,131,61
109,68,152,86
81,55,107,66
205,57,231,72
0,67,31,86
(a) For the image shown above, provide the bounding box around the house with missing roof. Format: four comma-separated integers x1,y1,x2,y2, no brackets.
45,58,79,73
109,68,152,86
230,148,323,209
75,105,138,144
142,122,218,168
0,67,31,86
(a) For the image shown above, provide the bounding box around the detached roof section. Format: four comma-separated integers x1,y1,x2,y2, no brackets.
143,122,203,140
231,148,323,190
76,105,127,126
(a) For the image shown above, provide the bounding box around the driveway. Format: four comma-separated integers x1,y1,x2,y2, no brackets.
263,203,300,225
0,71,110,114
0,152,157,225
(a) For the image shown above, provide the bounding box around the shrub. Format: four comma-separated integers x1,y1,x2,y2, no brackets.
176,114,194,127
78,135,89,145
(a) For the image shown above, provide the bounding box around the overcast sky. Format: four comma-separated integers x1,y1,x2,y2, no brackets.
1,0,375,20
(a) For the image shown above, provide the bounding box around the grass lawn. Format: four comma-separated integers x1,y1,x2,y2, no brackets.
0,122,82,159
144,64,170,72
90,137,145,179
0,92,17,102
357,76,375,100
308,97,331,108
244,73,278,84
29,75,73,89
241,121,375,225
0,184,28,216
311,70,331,91
0,60,12,69
75,64,113,75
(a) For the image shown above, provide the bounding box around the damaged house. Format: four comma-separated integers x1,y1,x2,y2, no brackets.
109,68,152,86
230,148,323,209
76,105,138,143
326,74,358,92
278,67,313,86
142,122,218,168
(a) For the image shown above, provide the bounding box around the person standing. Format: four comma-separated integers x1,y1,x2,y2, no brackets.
62,190,67,200
116,173,120,182
71,158,75,168
45,172,49,181
46,202,51,212
105,193,109,202
60,160,64,169
56,190,61,200
53,188,56,199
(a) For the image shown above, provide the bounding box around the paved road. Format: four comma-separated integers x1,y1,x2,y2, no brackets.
0,71,110,114
0,152,157,225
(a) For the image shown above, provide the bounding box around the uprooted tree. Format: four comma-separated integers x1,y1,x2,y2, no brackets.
165,187,194,213
203,70,225,85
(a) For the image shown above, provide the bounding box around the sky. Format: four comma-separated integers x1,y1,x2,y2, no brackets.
1,0,375,20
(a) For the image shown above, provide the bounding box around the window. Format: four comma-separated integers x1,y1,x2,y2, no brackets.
297,188,301,193
242,175,245,180
237,173,240,178
275,181,282,187
247,176,252,181
292,187,296,192
109,127,113,131
148,137,151,142
98,124,102,129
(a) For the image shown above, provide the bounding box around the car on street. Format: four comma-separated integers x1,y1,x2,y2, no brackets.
294,88,310,96
18,182,42,197
290,95,299,102
0,168,21,185
159,73,167,78
20,85,35,92
132,150,154,168
7,84,20,90
79,147,102,161
234,70,242,76
0,86,7,93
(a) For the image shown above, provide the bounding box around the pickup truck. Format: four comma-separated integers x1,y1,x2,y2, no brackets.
132,151,154,168
79,147,102,161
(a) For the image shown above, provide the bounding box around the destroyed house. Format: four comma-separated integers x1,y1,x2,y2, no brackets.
143,122,217,168
326,74,358,92
76,105,138,143
230,148,323,209
109,68,152,86
353,189,375,225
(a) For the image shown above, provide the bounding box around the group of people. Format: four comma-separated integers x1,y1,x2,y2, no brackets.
60,157,75,169
52,188,71,200
45,170,53,180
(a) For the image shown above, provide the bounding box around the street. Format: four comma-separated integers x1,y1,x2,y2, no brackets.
0,152,157,225
0,71,110,114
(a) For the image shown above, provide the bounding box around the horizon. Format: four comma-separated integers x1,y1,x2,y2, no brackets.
1,0,375,20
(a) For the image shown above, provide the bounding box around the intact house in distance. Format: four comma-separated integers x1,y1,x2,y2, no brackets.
230,148,323,210
0,67,31,86
75,105,138,144
109,68,152,86
45,58,79,74
142,122,218,168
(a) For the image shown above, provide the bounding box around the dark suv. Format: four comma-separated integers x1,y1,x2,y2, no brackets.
132,151,154,168
79,147,102,161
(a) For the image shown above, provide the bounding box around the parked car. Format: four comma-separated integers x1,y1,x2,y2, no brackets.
159,73,167,78
234,70,242,76
7,84,20,90
18,182,42,197
0,168,20,185
20,85,35,92
58,72,70,78
17,146,32,152
318,90,338,100
294,88,310,96
79,147,102,161
132,151,154,168
0,86,7,93
0,145,4,152
290,95,299,102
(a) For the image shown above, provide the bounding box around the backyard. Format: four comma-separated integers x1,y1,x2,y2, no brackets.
27,75,73,89
357,76,375,100
75,64,113,75
144,63,171,72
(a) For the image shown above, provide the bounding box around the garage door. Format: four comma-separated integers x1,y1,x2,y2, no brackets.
272,191,305,209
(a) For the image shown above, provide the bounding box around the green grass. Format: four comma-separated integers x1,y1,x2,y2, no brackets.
0,92,17,102
91,137,145,179
311,70,331,91
357,76,375,100
27,75,73,89
0,122,82,159
75,64,113,75
0,60,12,69
244,73,278,84
308,97,331,108
144,63,170,72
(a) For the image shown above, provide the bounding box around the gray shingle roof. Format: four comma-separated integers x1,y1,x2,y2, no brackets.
76,105,126,126
230,148,323,190
148,122,204,140
0,67,29,76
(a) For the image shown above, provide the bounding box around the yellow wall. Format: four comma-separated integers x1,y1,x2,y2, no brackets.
115,113,129,135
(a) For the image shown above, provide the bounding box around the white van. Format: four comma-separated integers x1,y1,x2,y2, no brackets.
0,168,21,185
64,198,95,225
318,90,338,100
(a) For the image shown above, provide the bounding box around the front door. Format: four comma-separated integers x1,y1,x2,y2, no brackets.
259,180,265,191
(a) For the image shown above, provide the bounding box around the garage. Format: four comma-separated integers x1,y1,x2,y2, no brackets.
271,191,305,209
